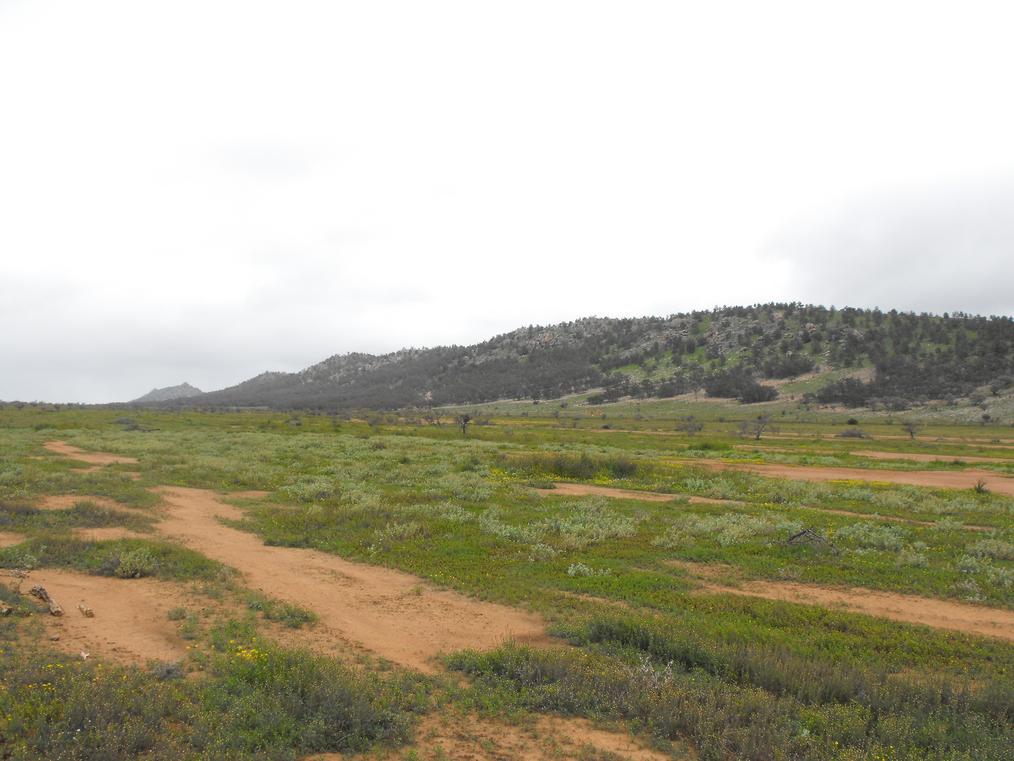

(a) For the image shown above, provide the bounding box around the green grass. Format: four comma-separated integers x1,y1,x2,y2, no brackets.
0,404,1011,759
0,624,426,760
0,537,225,581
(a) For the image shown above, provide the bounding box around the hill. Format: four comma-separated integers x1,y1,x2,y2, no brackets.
132,382,203,404
145,305,1014,411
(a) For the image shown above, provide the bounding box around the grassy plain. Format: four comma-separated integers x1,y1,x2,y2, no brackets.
0,403,1011,760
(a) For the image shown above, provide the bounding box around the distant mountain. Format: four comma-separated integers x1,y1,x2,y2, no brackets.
132,382,203,403
145,305,1014,411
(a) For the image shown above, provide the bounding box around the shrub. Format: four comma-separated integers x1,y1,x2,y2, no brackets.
541,499,639,549
895,547,929,568
527,543,558,561
967,538,1014,561
655,512,802,548
834,523,906,552
566,562,611,577
114,547,159,578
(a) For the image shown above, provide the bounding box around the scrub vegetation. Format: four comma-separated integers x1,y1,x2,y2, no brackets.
0,400,1011,759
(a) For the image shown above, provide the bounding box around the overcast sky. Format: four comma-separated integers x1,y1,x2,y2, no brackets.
2,1,1013,403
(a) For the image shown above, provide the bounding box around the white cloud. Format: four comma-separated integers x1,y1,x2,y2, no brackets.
2,1,1013,401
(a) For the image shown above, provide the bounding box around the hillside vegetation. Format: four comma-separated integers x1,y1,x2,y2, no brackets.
146,304,1012,412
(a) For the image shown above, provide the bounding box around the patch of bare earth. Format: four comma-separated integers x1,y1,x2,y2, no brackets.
0,531,26,548
695,577,1014,641
689,460,1014,496
43,440,138,468
154,487,547,672
40,442,547,671
852,450,1009,464
312,711,683,761
536,482,733,505
16,569,189,664
37,494,142,512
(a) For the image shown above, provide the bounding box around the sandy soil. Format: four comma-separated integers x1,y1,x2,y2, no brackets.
536,482,732,505
697,578,1014,641
37,494,142,512
70,527,151,542
0,531,26,548
314,711,682,761
19,568,189,663
43,440,138,467
689,459,1014,496
154,486,547,672
37,441,547,672
852,450,1009,464
762,432,1014,447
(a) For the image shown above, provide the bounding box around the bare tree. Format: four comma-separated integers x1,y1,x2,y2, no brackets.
676,415,703,435
901,421,921,440
739,414,775,441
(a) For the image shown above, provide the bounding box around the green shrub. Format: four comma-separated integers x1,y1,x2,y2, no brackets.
114,548,159,578
566,562,611,577
834,522,906,551
967,538,1014,560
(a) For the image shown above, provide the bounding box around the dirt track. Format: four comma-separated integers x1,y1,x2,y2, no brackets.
689,459,1014,496
852,450,1009,464
29,441,548,672
43,441,138,467
697,578,1014,641
0,531,26,548
31,441,1010,662
315,712,680,761
536,482,732,505
37,494,141,512
155,487,546,672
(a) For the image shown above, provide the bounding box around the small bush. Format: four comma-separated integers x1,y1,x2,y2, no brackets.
150,660,185,681
114,548,159,578
655,512,802,548
566,562,611,577
967,538,1014,561
527,543,558,561
834,523,906,552
895,547,929,568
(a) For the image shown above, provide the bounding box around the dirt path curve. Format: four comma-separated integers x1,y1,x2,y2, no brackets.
37,494,142,512
536,482,732,505
697,578,1014,641
686,459,1014,496
43,441,138,467
315,712,682,761
155,487,546,672
18,569,189,663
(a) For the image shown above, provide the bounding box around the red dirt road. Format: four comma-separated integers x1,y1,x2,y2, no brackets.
687,459,1014,496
